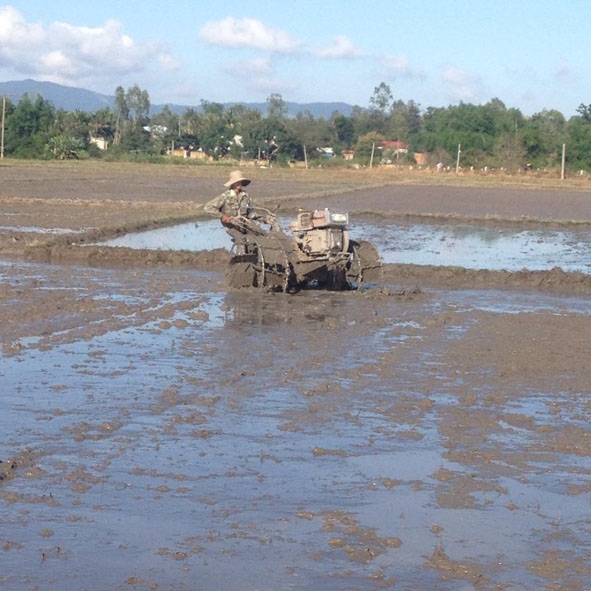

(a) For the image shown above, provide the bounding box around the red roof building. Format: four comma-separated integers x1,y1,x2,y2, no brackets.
381,140,409,152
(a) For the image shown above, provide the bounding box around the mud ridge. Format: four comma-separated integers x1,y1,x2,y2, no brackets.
3,237,589,294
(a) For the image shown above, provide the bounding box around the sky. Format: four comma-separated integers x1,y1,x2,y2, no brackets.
0,0,590,117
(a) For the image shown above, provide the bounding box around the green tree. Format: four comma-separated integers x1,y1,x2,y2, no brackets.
420,103,497,167
244,117,302,164
350,105,373,138
113,85,128,145
90,107,117,152
113,125,151,155
126,84,150,129
180,107,198,136
522,109,566,168
53,109,91,147
114,86,129,120
354,131,385,165
111,84,150,149
149,105,181,153
0,97,15,155
369,82,393,114
226,105,262,160
576,103,591,123
495,132,527,171
385,99,423,147
4,94,55,158
266,93,288,119
198,101,229,157
332,114,355,147
482,98,524,135
565,115,591,171
151,105,179,135
368,82,393,134
287,110,335,160
389,100,410,142
45,135,84,159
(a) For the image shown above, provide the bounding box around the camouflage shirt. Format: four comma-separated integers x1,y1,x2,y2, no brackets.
203,189,254,218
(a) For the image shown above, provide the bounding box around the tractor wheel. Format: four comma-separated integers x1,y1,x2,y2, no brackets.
347,240,383,288
254,238,294,292
227,259,257,288
253,244,266,288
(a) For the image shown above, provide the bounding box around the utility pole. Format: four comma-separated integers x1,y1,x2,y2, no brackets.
561,143,566,180
1,95,6,160
455,143,461,174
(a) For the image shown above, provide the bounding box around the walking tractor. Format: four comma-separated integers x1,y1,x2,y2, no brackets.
223,208,383,292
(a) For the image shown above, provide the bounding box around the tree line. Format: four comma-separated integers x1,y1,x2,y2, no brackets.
2,81,591,172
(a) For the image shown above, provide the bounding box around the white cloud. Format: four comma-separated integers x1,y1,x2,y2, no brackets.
442,67,486,102
380,54,422,79
316,35,363,59
199,17,302,54
158,53,182,71
40,50,75,75
0,6,43,44
0,6,179,86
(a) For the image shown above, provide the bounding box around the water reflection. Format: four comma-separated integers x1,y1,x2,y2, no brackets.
101,218,591,274
220,289,348,327
105,220,229,251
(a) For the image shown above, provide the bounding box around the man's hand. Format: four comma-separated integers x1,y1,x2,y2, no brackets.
265,214,280,231
221,214,233,225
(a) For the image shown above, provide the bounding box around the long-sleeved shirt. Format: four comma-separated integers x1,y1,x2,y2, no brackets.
203,189,263,220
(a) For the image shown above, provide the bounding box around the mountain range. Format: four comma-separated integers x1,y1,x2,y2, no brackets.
0,79,357,119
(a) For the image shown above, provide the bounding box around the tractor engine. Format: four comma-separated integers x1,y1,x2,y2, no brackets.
289,209,350,257
223,206,381,291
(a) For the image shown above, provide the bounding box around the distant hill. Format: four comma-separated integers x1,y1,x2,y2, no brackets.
0,79,357,119
0,79,114,112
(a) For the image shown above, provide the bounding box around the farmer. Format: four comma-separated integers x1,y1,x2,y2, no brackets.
203,170,278,252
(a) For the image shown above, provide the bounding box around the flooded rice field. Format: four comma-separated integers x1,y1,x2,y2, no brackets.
2,252,591,590
103,218,591,274
2,167,591,590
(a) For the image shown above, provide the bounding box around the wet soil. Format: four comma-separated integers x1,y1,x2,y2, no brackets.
1,161,591,590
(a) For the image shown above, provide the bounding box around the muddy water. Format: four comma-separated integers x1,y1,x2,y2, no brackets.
2,259,591,590
101,218,591,274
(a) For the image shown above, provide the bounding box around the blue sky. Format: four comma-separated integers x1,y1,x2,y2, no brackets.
1,1,589,117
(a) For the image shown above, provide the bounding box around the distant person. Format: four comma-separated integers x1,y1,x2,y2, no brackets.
203,170,277,253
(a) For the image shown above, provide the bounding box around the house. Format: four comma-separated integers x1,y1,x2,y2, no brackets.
381,140,409,154
414,152,426,166
89,136,108,150
171,146,212,161
143,125,168,138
